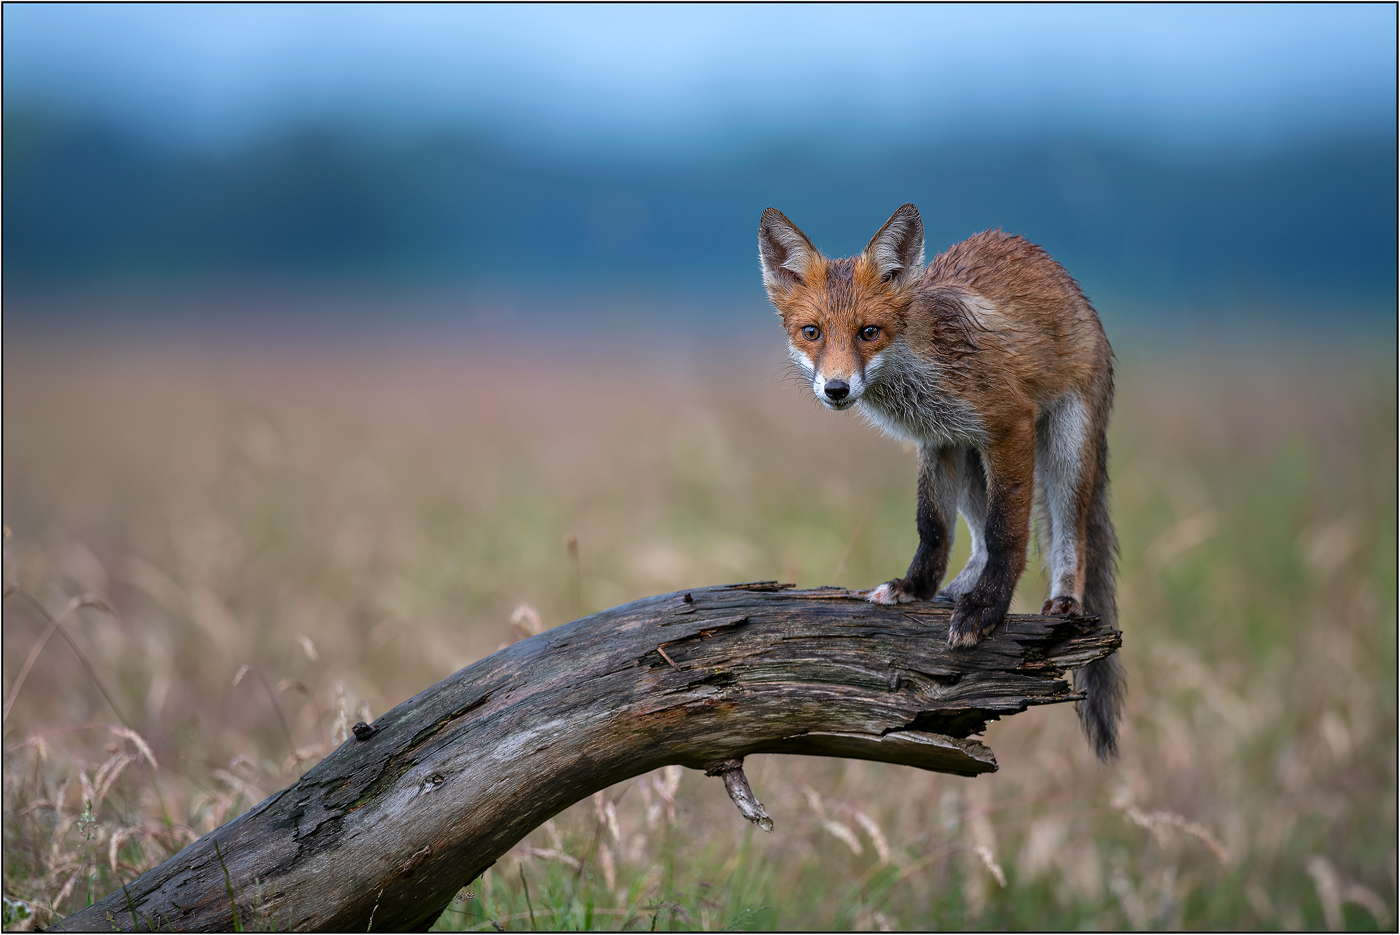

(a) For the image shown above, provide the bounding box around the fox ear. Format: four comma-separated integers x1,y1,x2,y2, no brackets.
864,203,924,287
759,208,819,290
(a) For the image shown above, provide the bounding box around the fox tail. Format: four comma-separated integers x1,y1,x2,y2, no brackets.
1076,426,1125,761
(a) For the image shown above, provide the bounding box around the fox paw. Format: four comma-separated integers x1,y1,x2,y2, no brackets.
868,580,918,605
948,593,1009,647
1041,595,1083,616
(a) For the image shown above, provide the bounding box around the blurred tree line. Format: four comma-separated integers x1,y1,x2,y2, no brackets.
3,107,1395,318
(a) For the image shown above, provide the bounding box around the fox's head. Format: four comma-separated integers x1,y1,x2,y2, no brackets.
758,204,924,411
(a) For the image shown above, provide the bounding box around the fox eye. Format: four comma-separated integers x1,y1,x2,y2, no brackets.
859,325,881,341
801,325,820,341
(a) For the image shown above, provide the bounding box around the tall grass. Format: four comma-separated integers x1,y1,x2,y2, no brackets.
3,324,1394,930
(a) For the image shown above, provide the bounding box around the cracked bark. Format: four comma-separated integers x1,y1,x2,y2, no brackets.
53,582,1120,933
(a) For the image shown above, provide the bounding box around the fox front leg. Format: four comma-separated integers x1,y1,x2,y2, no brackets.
948,422,1034,647
869,444,959,605
936,447,989,603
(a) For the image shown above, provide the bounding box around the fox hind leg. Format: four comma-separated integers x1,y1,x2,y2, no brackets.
1036,394,1092,617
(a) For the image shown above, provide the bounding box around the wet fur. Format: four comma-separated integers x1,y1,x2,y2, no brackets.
759,206,1124,760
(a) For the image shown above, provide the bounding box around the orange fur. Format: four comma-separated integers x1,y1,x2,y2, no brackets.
759,204,1124,760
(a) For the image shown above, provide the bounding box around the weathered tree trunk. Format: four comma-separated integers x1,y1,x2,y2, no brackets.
55,583,1119,933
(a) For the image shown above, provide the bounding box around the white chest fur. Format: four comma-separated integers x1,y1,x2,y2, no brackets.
857,342,985,447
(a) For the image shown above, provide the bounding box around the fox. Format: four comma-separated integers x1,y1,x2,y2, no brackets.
758,203,1124,760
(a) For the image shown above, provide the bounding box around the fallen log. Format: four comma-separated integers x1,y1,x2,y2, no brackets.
54,582,1120,932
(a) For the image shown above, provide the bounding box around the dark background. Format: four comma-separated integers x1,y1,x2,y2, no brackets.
3,5,1394,334
5,112,1394,318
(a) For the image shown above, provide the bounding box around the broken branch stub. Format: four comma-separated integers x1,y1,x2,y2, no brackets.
705,757,774,831
56,583,1119,933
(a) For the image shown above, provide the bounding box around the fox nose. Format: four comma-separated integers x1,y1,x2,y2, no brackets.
824,380,850,401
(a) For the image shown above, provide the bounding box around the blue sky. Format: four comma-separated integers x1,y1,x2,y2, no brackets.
3,3,1395,158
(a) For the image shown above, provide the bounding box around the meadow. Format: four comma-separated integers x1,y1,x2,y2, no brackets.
2,316,1394,930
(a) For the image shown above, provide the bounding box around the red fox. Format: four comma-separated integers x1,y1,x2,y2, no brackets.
758,203,1124,760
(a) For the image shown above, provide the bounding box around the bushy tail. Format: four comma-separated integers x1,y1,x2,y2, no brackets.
1077,426,1125,761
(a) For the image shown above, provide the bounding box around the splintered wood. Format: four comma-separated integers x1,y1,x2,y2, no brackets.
58,583,1119,933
